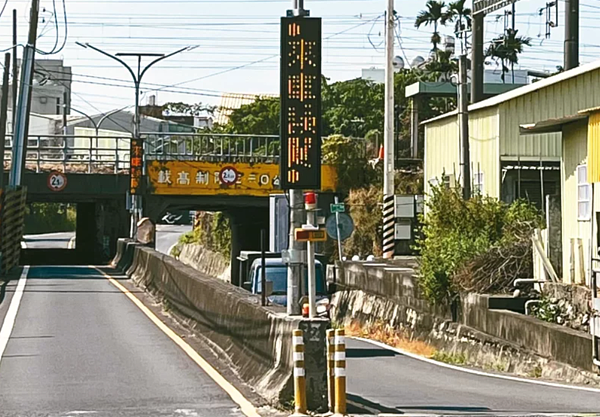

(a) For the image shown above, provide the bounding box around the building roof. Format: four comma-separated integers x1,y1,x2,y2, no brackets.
215,92,277,125
422,59,600,126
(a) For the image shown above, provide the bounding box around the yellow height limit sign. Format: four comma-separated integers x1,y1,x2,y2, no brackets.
294,228,327,242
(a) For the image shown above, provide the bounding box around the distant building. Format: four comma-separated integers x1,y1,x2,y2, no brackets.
9,59,72,116
363,67,530,85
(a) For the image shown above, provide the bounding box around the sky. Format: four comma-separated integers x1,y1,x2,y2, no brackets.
1,0,599,115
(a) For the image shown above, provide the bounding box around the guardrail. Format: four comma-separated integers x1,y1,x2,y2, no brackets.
3,135,131,174
143,133,280,163
2,133,370,174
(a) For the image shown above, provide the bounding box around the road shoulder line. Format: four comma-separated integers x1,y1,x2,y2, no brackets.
0,266,29,365
351,336,600,393
94,266,261,417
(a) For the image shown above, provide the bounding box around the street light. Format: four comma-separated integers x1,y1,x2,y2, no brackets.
76,42,194,238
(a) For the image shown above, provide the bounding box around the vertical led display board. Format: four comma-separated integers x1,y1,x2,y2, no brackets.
280,16,322,190
130,137,143,195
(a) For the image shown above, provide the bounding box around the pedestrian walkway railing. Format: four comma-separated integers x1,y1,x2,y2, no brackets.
142,133,280,163
3,134,131,174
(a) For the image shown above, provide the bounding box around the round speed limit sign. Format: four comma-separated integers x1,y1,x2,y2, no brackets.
219,166,239,186
47,171,67,192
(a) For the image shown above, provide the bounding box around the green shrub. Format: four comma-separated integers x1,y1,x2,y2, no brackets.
176,211,231,258
416,184,542,305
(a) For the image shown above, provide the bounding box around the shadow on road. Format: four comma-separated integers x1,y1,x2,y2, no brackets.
347,393,401,414
347,347,398,358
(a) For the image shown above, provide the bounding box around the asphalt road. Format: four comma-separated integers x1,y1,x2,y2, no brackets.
22,231,75,249
155,224,192,255
0,266,241,416
346,338,600,415
21,225,191,254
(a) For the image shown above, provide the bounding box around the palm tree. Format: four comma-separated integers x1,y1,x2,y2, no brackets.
485,29,531,83
424,49,458,81
442,0,472,39
415,0,446,51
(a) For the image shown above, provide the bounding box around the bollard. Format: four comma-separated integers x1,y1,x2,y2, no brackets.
291,329,308,417
326,329,336,415
334,329,347,416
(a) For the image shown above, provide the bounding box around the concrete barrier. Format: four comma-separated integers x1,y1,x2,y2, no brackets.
177,243,231,282
114,239,328,410
462,293,595,372
330,260,598,376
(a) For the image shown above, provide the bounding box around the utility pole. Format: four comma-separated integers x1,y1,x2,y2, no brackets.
458,54,471,200
565,0,579,70
10,0,40,187
76,43,190,238
471,13,484,104
62,91,68,136
0,53,11,190
11,9,17,134
382,0,396,260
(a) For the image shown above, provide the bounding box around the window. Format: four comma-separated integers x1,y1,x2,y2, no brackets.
578,164,591,220
473,172,484,195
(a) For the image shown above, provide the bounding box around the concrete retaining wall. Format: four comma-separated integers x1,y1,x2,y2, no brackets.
462,293,594,372
114,239,327,410
329,261,598,376
177,243,231,282
329,262,451,335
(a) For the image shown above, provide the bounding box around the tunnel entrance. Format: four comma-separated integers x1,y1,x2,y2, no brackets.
22,203,77,250
20,199,129,266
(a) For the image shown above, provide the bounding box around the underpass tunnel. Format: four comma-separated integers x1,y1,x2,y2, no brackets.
146,198,269,287
20,199,129,266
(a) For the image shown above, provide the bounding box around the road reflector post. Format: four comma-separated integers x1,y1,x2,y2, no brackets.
334,329,347,416
326,329,336,414
291,329,308,417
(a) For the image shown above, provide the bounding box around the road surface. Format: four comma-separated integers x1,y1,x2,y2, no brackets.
22,231,75,249
22,225,190,254
156,224,192,255
346,338,600,415
0,266,245,416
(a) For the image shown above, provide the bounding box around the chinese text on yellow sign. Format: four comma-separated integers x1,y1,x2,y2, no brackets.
148,161,336,196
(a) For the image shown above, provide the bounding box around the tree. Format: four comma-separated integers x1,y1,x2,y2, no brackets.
415,0,447,51
442,0,471,41
485,29,531,83
322,77,384,137
162,102,216,116
423,49,458,81
224,97,280,135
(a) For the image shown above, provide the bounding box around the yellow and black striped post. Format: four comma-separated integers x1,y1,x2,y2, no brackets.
334,329,347,416
383,194,395,259
326,329,336,414
291,329,308,417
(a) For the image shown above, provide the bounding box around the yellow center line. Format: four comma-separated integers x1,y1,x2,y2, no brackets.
93,266,261,417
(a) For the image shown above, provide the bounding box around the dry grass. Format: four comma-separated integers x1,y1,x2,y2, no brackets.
345,320,437,358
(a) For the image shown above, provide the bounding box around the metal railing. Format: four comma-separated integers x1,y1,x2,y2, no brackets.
143,133,280,163
2,133,370,174
3,134,132,174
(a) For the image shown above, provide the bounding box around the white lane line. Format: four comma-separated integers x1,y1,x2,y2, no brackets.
68,237,76,249
20,241,27,249
351,336,600,393
94,266,261,417
0,266,30,365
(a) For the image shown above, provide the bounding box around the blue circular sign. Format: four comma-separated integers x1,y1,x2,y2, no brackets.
326,213,354,241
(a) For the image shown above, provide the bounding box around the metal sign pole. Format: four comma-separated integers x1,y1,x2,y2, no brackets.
334,196,343,262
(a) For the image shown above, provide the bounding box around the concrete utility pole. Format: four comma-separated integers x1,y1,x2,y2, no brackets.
76,42,190,238
0,53,11,190
458,54,471,200
11,9,17,135
10,0,40,187
382,0,396,260
287,190,304,315
565,0,579,70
